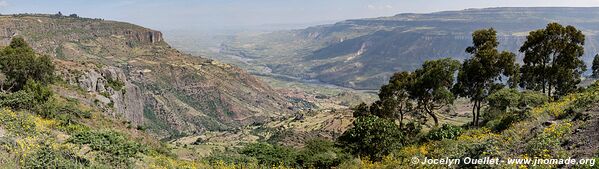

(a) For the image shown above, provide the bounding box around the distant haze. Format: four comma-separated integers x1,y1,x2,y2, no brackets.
1,0,599,31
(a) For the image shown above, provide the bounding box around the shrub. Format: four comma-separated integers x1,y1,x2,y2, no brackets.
23,80,53,104
0,90,35,110
35,96,91,125
0,109,37,136
426,124,463,141
106,78,125,91
239,142,298,167
297,139,351,168
526,123,573,158
484,89,547,126
337,116,404,161
22,143,88,168
68,130,146,167
203,148,257,166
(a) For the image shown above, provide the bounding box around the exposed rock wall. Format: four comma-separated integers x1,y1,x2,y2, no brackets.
61,66,145,125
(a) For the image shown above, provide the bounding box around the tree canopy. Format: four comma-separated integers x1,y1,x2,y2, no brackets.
371,71,413,126
519,23,586,97
407,58,460,126
453,28,519,126
0,37,54,91
337,115,404,161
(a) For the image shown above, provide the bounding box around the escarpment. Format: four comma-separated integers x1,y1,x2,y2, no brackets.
0,14,292,138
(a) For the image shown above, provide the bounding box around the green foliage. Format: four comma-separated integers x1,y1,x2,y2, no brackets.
106,78,125,91
68,130,147,167
408,58,460,126
484,89,547,132
297,139,351,168
426,124,463,141
519,91,550,108
593,54,599,78
239,142,298,167
351,102,371,118
23,79,53,104
454,28,519,126
0,108,37,136
374,71,413,124
207,140,350,168
0,37,54,91
485,88,548,120
520,23,586,97
0,90,35,110
526,123,573,157
35,96,92,125
337,116,404,161
204,148,257,166
22,143,88,168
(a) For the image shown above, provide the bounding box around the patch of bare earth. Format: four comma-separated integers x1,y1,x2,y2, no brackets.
567,104,599,158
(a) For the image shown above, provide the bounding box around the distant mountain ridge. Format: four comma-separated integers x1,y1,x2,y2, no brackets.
220,7,599,89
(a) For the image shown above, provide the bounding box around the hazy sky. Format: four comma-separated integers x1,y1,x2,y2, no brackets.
1,0,599,31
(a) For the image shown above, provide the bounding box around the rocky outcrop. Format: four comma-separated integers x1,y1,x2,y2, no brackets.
61,66,145,125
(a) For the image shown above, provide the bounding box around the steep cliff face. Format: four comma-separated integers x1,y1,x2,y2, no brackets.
0,14,292,138
57,64,146,125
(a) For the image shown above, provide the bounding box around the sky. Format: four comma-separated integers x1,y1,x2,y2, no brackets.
1,0,599,31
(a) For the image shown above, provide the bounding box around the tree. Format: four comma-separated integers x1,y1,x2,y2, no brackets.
408,58,460,126
373,71,413,127
239,143,298,166
519,23,586,97
351,102,371,118
0,37,54,91
337,116,404,161
453,28,519,126
297,139,350,168
593,54,599,78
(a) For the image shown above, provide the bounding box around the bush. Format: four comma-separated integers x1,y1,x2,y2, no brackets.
106,78,125,91
484,89,547,123
68,130,146,167
203,148,257,166
297,139,351,168
0,90,35,110
426,124,463,141
22,143,88,168
0,109,37,136
337,116,404,161
526,123,572,158
23,79,53,104
239,142,298,167
35,96,91,125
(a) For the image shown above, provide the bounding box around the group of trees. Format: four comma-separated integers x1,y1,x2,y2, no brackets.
354,23,590,128
339,22,595,161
